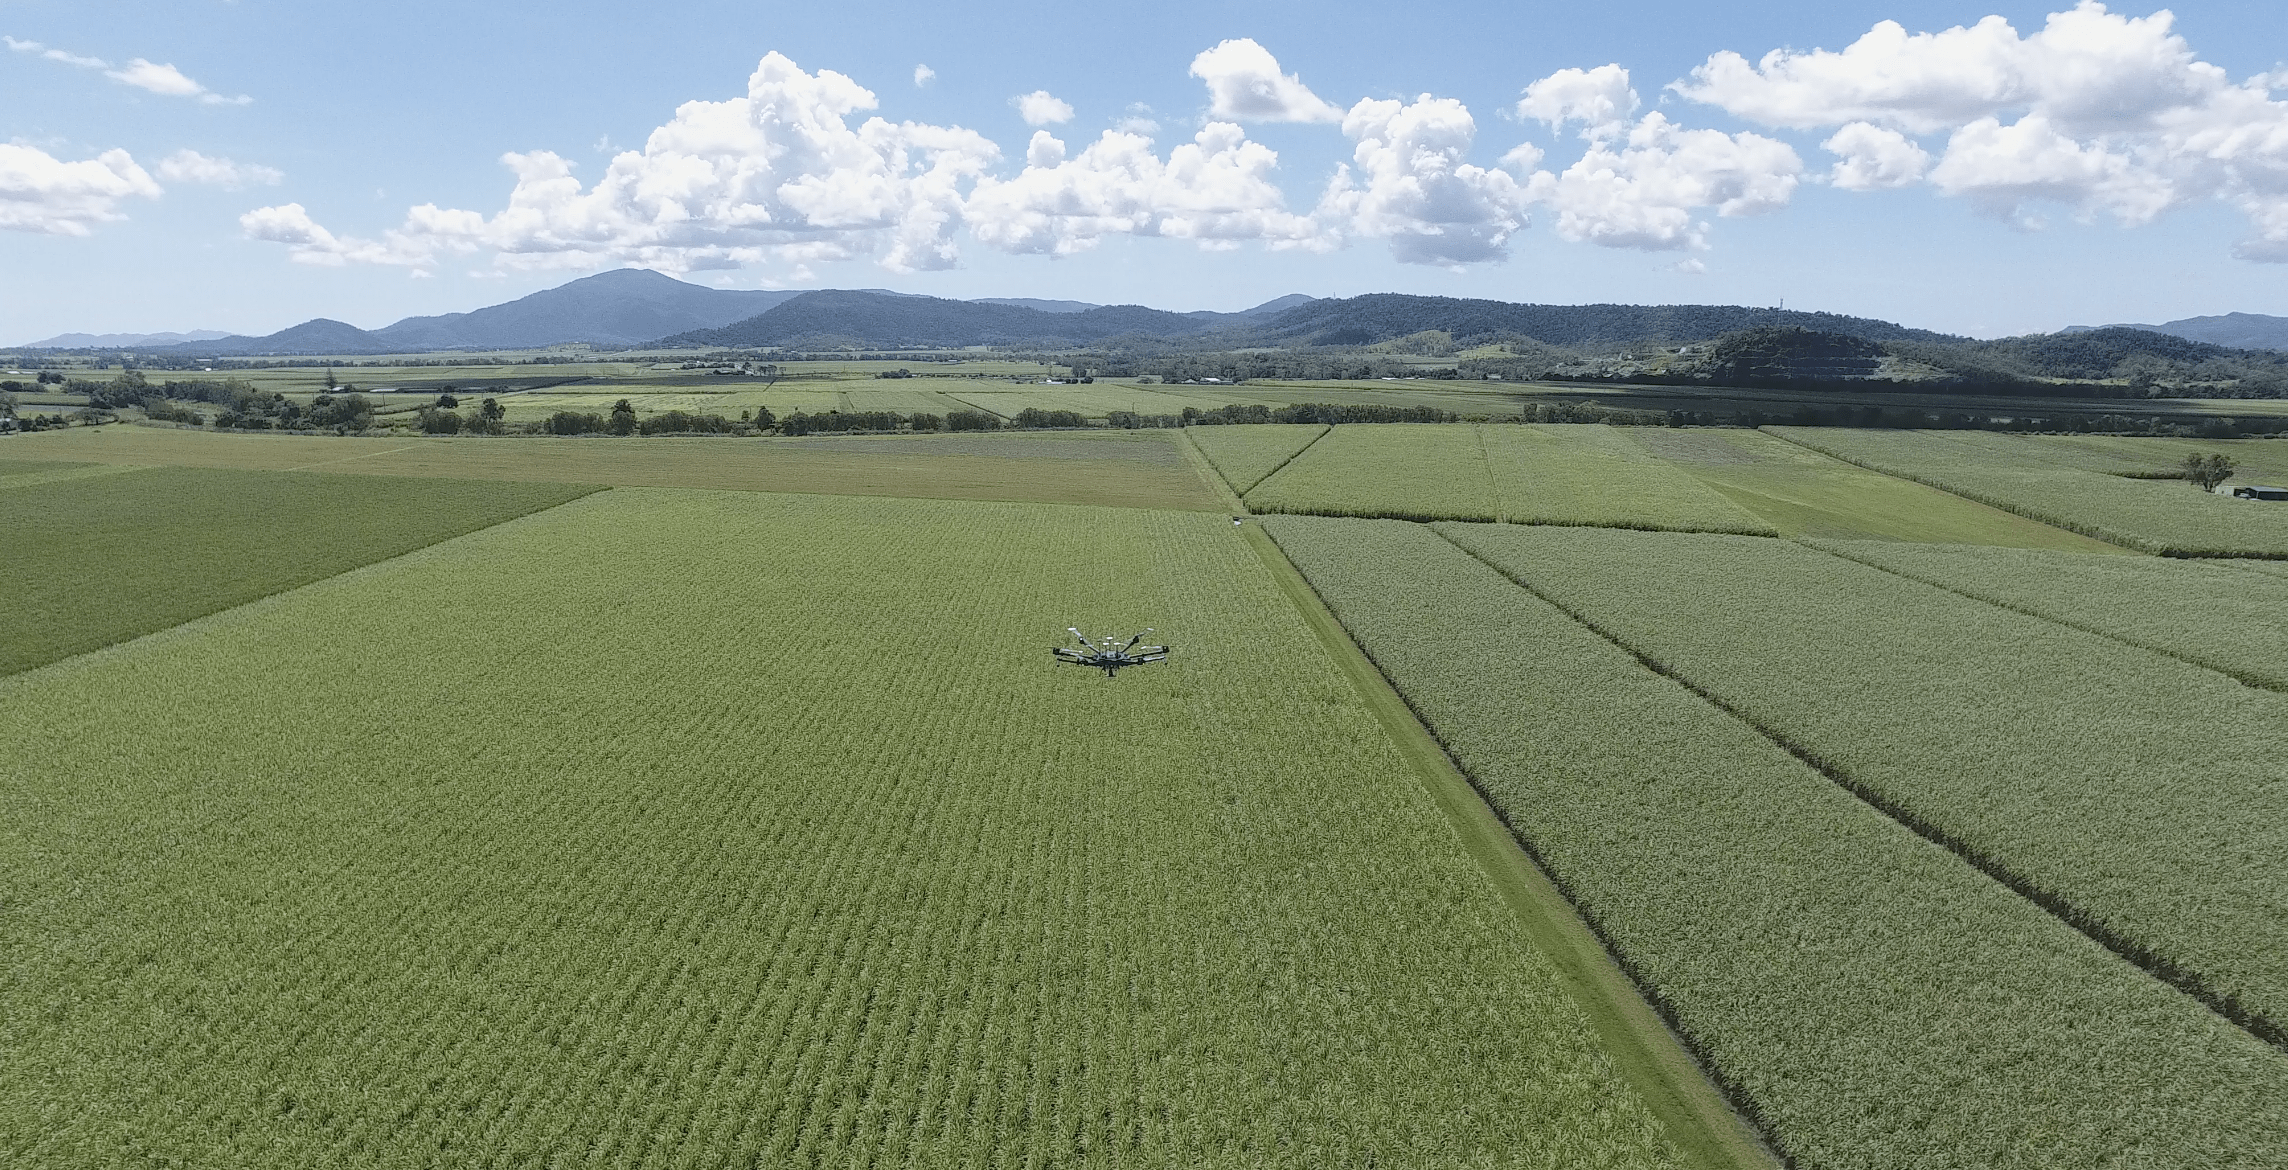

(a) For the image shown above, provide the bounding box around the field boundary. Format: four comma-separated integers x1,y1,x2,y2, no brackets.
1232,422,1333,498
1240,521,1779,1170
1432,526,2288,1052
1173,428,1246,512
0,484,610,694
1804,539,2288,694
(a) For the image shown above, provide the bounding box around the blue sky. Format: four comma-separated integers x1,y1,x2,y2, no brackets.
4,0,2286,342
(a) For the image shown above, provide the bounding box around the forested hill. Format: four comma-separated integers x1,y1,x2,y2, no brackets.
661,291,1230,347
1260,294,1963,348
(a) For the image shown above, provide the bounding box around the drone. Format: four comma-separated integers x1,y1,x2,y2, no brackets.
1053,627,1170,677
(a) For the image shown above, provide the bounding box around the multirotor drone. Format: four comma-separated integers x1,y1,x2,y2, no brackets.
1052,628,1170,677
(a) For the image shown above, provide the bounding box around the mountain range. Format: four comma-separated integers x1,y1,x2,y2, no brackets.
2062,311,2288,351
15,266,2283,357
19,329,233,348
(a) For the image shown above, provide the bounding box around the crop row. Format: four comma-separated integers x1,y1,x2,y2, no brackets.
1263,514,2288,1169
1440,522,2288,1038
1768,427,2288,557
0,466,598,677
0,488,1687,1167
1809,538,2288,690
1243,424,1776,534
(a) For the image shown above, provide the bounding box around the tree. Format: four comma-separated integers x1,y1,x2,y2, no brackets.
435,393,460,408
607,398,638,436
37,371,64,385
2184,452,2237,491
479,397,504,422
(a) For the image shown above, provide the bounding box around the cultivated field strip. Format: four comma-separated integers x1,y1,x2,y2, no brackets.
1187,423,1328,496
1261,515,2288,1170
0,426,1229,512
0,489,1690,1168
1483,425,1774,534
1438,523,2288,1040
1247,423,1499,520
1244,424,1777,533
1769,427,2288,556
1810,539,2288,690
0,466,598,677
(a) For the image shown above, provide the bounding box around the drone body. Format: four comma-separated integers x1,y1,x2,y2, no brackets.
1053,627,1170,677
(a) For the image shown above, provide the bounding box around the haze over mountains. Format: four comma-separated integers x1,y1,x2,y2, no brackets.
2063,312,2288,351
13,267,2283,357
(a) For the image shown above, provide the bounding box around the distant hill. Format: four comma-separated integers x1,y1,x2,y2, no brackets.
1259,294,1960,348
2062,312,2288,351
663,291,1235,348
370,269,802,350
19,329,231,349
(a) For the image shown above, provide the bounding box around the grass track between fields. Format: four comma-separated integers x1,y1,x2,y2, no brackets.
1239,522,1777,1170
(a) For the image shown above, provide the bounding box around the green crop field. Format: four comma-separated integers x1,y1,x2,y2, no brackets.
1479,426,1773,534
1,489,1715,1168
1188,423,1327,495
1627,429,2123,548
0,467,594,677
1263,514,2288,1170
1244,424,1774,534
1,425,1226,512
1770,428,2288,556
1811,540,2288,689
1438,523,2288,1037
1246,424,1500,520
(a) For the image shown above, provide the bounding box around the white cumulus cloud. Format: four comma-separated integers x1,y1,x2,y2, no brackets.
1012,90,1074,126
1316,95,1533,265
1673,2,2288,260
246,52,1002,274
1518,64,1639,136
1526,112,1802,252
1823,122,1931,189
0,144,162,235
1189,39,1343,123
913,63,935,88
156,149,282,189
965,123,1322,256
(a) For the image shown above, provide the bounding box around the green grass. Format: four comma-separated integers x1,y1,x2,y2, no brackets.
0,467,596,677
1810,540,2288,689
0,488,1699,1168
1261,514,2288,1170
0,457,77,478
1188,423,1328,495
1770,428,2288,556
1437,523,2288,1039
